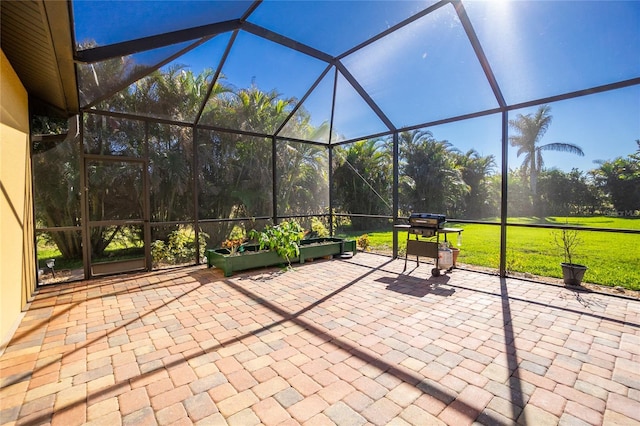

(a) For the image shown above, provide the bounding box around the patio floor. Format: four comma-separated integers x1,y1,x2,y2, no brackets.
1,253,639,426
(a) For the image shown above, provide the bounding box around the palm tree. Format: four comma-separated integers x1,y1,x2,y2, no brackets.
276,141,328,216
509,105,584,196
591,142,640,213
454,149,497,218
332,138,393,230
399,130,467,216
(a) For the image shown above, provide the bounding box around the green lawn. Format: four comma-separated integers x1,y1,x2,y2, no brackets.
341,217,640,291
37,243,143,271
38,216,639,290
36,246,82,271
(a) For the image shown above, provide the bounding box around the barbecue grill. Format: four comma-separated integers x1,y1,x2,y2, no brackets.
408,213,446,237
395,213,463,276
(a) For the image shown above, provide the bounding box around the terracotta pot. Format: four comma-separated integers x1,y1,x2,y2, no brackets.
450,247,460,267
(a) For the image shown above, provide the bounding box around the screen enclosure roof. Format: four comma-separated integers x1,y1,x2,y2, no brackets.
5,1,639,143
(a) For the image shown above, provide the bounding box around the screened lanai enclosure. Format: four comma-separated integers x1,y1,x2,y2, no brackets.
31,0,639,288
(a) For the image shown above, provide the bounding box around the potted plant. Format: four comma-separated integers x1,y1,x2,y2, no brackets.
249,220,305,268
554,226,588,287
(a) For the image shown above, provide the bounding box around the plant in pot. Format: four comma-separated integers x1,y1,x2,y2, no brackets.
206,220,355,276
249,220,305,269
221,237,246,255
553,226,588,287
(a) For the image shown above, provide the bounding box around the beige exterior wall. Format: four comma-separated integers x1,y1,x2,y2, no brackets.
0,49,37,350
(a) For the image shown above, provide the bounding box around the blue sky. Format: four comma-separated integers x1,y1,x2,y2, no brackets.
73,0,640,172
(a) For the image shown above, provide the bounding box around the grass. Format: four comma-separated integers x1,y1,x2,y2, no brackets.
36,246,82,271
38,216,639,290
341,217,640,291
37,244,144,272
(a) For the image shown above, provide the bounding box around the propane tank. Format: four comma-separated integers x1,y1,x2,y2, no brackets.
438,242,453,270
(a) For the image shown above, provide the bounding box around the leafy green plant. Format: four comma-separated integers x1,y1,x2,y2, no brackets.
310,217,330,238
151,240,169,264
228,225,247,241
357,234,370,251
250,220,305,267
151,227,208,266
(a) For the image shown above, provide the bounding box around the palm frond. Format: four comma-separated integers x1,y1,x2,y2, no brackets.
539,142,585,156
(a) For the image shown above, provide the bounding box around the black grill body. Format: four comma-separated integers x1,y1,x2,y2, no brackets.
408,213,446,228
408,213,446,236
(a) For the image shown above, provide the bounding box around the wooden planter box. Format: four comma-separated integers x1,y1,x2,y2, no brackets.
206,238,356,277
299,238,355,263
91,258,146,276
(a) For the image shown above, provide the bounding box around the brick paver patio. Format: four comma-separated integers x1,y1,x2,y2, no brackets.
1,253,639,425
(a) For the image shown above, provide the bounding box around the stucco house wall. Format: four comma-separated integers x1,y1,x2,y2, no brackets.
1,48,37,351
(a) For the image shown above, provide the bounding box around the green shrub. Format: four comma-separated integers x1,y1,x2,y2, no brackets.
151,227,208,266
357,234,370,251
228,225,247,241
310,217,330,238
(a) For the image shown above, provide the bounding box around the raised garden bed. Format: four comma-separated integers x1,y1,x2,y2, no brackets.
206,237,356,277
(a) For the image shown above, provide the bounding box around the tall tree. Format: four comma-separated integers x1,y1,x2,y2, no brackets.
509,105,584,196
332,139,392,230
591,141,640,213
276,141,328,217
538,168,599,216
454,149,497,219
32,129,82,258
399,130,467,217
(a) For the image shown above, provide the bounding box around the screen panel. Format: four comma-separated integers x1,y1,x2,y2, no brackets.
332,138,393,231
197,129,273,220
74,1,251,49
465,0,640,105
507,87,640,221
248,0,438,56
36,230,83,285
148,124,194,222
83,116,145,157
276,140,329,217
421,114,502,221
33,132,81,228
342,2,498,130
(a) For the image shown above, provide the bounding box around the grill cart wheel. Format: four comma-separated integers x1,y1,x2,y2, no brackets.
431,268,441,277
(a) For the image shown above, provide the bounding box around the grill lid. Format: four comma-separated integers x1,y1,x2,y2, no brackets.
408,213,446,228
